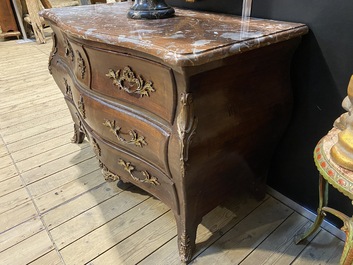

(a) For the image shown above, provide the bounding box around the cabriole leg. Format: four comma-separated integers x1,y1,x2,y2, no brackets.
295,174,328,244
321,206,353,265
175,216,199,263
71,123,85,144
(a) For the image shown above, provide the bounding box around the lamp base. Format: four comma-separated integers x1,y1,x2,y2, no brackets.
127,0,175,19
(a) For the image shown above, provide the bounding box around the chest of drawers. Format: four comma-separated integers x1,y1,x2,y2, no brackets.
41,3,308,262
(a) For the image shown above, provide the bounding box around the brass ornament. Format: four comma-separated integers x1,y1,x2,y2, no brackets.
77,95,86,119
48,32,57,74
64,78,73,100
71,113,87,142
118,159,160,185
179,232,192,263
76,51,86,79
177,93,198,174
71,123,85,144
64,38,74,62
92,138,101,156
103,119,147,147
106,66,155,97
99,161,121,182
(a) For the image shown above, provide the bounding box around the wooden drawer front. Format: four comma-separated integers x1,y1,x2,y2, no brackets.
90,133,179,214
69,41,91,89
85,47,176,124
50,59,74,101
74,92,171,175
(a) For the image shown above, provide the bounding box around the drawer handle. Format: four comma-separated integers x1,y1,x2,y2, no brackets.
118,159,160,186
99,161,121,182
106,66,155,98
103,119,147,147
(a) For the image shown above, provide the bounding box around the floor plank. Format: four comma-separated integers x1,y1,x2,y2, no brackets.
1,109,70,138
0,201,38,234
0,230,54,265
240,213,319,265
0,97,66,123
1,109,71,144
0,154,14,170
0,175,24,197
15,141,90,173
27,250,64,265
34,169,105,214
52,186,150,250
27,156,100,197
11,132,74,162
41,181,126,229
0,188,30,215
0,143,9,157
292,230,344,264
0,164,19,183
192,197,293,264
21,145,94,184
7,123,74,153
139,193,269,265
0,92,62,115
0,217,44,252
89,210,176,265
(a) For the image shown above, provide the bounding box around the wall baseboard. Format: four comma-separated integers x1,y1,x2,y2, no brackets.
267,186,345,241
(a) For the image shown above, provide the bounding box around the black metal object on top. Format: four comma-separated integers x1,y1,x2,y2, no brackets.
127,0,175,19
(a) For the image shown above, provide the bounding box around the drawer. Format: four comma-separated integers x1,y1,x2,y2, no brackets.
70,40,91,89
71,88,171,176
50,58,74,101
85,47,176,124
89,132,179,214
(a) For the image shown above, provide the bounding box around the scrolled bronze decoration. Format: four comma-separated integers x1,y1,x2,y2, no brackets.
177,93,198,174
99,161,121,182
118,159,160,186
77,95,86,119
64,78,73,100
106,66,155,98
48,32,57,74
179,232,192,263
64,38,74,62
74,113,88,142
103,119,147,147
71,123,85,144
76,51,86,79
92,138,101,156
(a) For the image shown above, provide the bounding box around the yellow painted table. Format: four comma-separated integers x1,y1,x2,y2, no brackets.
296,127,353,265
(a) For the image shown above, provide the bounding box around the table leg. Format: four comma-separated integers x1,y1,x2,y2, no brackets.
175,214,200,263
71,123,85,144
295,174,328,244
321,206,353,265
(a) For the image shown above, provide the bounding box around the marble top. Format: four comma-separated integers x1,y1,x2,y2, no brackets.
40,2,308,66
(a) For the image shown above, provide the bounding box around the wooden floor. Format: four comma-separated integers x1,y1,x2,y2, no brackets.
0,34,344,265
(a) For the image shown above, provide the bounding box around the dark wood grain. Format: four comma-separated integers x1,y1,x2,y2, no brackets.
44,4,307,263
